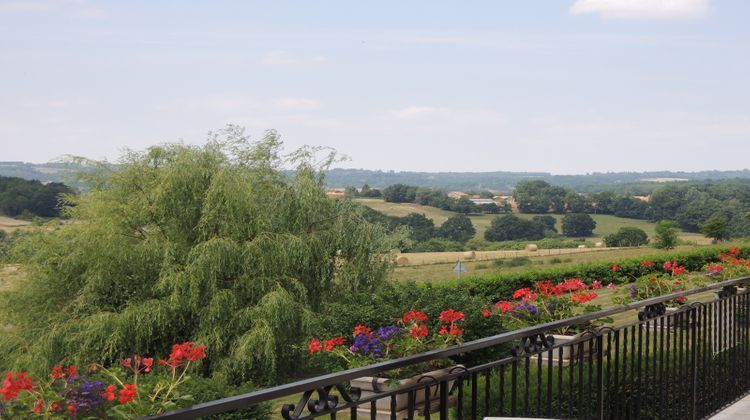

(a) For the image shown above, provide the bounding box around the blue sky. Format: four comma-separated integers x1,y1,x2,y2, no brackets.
1,0,748,173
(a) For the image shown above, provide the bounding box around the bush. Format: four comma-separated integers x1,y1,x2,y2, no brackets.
506,257,532,267
561,213,596,237
484,215,545,242
604,226,649,247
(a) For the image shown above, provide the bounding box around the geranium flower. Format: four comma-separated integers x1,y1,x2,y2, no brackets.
308,339,323,355
513,287,532,299
324,336,346,351
592,280,602,289
571,291,598,304
353,325,372,337
483,308,491,318
1,372,34,401
438,309,464,323
50,365,64,381
612,264,620,271
708,264,724,274
495,301,513,313
409,324,428,339
641,260,655,268
607,283,617,290
401,310,428,323
102,385,117,401
117,384,138,405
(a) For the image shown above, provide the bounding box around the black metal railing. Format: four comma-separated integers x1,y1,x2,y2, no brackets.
153,276,750,419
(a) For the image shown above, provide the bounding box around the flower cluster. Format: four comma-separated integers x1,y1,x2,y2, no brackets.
0,341,207,418
484,278,605,335
663,261,686,276
308,309,464,374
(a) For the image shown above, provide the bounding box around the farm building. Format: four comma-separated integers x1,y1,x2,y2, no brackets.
469,198,496,206
447,191,468,199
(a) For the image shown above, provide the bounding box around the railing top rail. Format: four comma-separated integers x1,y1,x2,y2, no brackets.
152,274,750,419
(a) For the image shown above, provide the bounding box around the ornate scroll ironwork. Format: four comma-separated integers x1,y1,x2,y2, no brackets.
638,302,666,321
510,333,555,357
281,384,360,420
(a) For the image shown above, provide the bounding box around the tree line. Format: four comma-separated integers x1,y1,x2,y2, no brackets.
0,175,73,218
378,183,510,214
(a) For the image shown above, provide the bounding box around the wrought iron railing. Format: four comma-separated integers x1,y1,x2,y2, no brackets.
153,276,750,419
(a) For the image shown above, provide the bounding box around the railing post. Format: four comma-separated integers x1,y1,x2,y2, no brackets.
691,305,698,420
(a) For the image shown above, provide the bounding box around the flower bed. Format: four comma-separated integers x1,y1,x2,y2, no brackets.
0,341,206,418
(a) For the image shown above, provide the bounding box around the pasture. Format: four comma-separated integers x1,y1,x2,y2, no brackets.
0,215,30,234
355,198,709,244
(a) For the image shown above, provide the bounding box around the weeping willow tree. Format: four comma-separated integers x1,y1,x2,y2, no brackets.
0,126,398,385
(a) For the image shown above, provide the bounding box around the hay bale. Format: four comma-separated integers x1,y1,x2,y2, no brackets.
578,245,587,249
524,244,538,252
396,256,410,265
595,242,605,248
462,251,476,260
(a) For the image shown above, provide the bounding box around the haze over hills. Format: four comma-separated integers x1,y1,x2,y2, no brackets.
3,161,750,193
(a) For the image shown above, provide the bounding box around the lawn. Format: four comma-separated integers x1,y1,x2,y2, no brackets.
0,215,30,234
355,198,708,244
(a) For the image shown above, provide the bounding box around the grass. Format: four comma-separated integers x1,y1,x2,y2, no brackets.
355,198,708,244
0,215,30,234
390,245,703,283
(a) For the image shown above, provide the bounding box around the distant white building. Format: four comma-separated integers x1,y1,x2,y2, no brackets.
469,198,496,206
448,191,468,199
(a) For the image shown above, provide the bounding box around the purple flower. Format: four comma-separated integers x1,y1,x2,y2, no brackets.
350,333,382,358
627,285,638,298
517,303,538,315
63,380,106,411
377,325,403,341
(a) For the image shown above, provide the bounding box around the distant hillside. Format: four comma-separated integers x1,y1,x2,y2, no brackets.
3,162,750,193
323,168,750,192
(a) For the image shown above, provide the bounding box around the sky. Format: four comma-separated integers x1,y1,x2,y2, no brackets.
0,0,749,174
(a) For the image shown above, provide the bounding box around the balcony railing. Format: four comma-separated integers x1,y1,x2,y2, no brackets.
153,275,750,419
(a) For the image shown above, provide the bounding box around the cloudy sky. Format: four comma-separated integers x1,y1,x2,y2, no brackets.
1,0,748,173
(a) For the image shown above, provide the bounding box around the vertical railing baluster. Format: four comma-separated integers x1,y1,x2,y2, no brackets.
484,370,491,418
499,365,505,417
524,356,530,417
578,341,585,419
536,351,542,417
596,334,604,420
511,361,518,417
691,306,698,420
636,321,643,418
547,347,553,418
407,389,415,420
424,383,431,420
614,329,620,419
370,400,377,420
470,371,477,419
439,380,448,420
390,394,397,420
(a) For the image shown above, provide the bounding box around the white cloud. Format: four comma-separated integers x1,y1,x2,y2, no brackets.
0,0,107,18
273,97,322,111
570,0,711,20
387,105,505,126
260,50,326,66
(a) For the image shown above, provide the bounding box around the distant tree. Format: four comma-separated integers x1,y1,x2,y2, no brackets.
382,184,417,203
478,203,500,214
612,196,650,219
561,213,596,237
591,191,616,214
484,214,545,242
604,227,649,247
531,215,557,233
450,196,478,214
437,214,476,243
513,180,553,213
344,186,359,198
653,220,679,250
400,213,435,242
565,192,592,213
700,215,731,242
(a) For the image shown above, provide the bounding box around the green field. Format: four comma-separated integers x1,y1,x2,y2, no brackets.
355,198,707,244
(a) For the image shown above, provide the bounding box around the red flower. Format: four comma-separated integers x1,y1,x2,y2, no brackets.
513,288,532,299
50,365,64,381
308,339,323,355
592,280,602,290
439,324,464,336
353,325,372,337
571,291,598,304
103,385,117,401
708,264,724,274
67,405,76,414
558,278,587,292
672,266,686,275
664,261,673,270
121,358,132,369
33,398,44,414
607,283,617,290
483,308,491,318
0,372,34,401
142,358,154,373
676,297,687,303
324,336,346,351
730,247,741,256
438,309,465,323
118,384,138,405
674,280,682,285
162,342,207,367
64,365,77,378
409,324,428,338
641,260,655,268
402,310,428,323
612,264,620,271
495,301,513,313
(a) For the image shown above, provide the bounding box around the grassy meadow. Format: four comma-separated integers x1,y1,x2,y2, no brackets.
0,215,30,234
355,198,708,244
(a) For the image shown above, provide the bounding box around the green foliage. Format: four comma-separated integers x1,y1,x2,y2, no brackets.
506,257,531,267
653,220,679,249
0,176,74,218
484,214,545,242
382,184,417,203
700,215,731,242
436,214,475,243
0,126,398,387
604,226,649,247
561,213,596,237
401,213,435,242
531,215,557,233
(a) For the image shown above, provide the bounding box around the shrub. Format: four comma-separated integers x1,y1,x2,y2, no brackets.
484,215,545,242
506,257,531,267
561,213,596,237
604,226,649,247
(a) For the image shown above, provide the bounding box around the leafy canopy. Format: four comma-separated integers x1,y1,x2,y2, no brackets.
0,126,398,386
